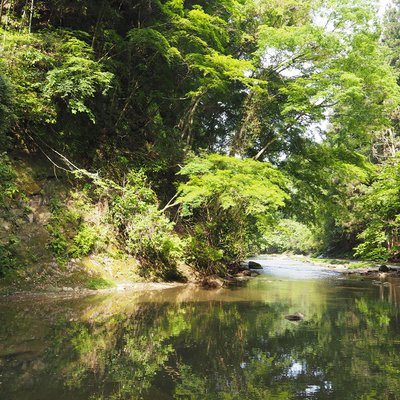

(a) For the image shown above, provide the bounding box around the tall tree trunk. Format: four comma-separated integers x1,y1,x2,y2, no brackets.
28,0,34,33
229,93,255,157
0,0,5,25
179,96,202,147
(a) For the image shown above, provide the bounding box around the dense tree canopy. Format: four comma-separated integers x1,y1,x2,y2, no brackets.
1,0,400,277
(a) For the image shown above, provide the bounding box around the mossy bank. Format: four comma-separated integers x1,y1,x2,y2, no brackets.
0,154,194,295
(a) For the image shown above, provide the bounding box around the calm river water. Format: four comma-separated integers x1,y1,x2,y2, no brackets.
1,256,400,400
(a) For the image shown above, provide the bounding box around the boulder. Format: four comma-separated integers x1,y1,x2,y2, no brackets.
379,264,390,272
248,261,263,269
238,261,250,271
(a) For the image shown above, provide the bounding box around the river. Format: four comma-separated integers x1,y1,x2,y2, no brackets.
1,256,400,399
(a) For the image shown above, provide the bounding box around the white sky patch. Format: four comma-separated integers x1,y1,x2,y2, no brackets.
379,0,392,18
307,119,329,143
243,69,253,78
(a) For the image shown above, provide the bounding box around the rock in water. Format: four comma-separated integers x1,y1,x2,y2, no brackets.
379,265,390,272
236,270,252,277
248,261,262,269
201,275,225,289
285,312,304,321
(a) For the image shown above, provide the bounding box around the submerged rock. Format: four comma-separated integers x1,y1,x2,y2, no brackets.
285,312,304,321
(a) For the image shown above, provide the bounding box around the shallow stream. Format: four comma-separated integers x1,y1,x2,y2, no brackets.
1,256,400,399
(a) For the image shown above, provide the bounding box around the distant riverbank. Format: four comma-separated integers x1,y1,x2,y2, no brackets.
265,254,400,276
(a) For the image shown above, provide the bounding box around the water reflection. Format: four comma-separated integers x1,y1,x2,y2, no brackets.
1,265,400,399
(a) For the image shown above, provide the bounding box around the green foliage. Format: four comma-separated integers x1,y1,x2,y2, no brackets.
282,142,374,257
127,28,181,63
0,154,17,207
0,142,19,275
83,276,115,290
110,170,183,278
177,154,289,273
0,29,113,129
1,0,400,275
0,241,18,277
124,206,184,276
178,155,288,216
44,36,113,123
71,225,99,258
383,0,400,70
0,74,13,146
263,219,318,254
353,156,400,261
46,198,101,264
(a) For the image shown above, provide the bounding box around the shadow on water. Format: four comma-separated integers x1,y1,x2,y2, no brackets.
1,257,400,399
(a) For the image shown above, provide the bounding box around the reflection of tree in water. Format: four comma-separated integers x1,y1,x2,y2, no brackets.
45,303,192,399
169,296,400,400
0,301,190,400
1,285,400,400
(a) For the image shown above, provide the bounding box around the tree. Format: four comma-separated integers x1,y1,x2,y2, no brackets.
176,154,289,274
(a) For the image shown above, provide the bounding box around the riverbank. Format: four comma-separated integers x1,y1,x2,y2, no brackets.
3,252,399,297
0,258,263,297
278,254,400,276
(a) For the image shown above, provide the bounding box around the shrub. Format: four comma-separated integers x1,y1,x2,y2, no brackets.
46,198,102,263
71,225,99,258
110,170,184,278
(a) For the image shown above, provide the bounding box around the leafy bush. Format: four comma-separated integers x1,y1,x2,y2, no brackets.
185,224,225,276
46,226,69,261
176,154,289,274
71,225,99,258
110,170,184,278
46,198,102,263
